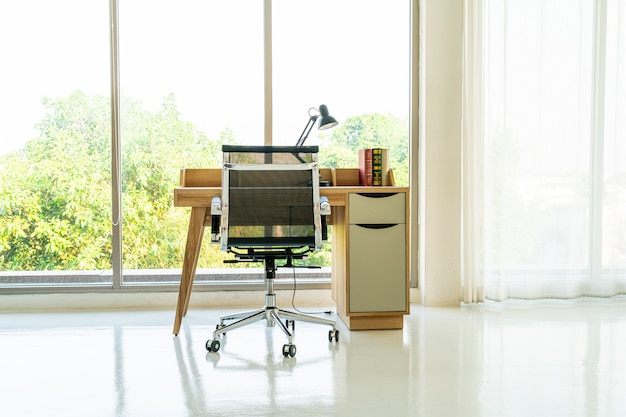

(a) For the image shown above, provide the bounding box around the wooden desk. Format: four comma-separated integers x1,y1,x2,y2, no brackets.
172,168,410,335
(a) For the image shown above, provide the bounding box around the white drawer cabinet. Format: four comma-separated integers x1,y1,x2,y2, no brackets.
333,190,409,330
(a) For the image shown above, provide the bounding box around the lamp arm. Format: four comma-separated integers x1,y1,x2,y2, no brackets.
295,115,319,147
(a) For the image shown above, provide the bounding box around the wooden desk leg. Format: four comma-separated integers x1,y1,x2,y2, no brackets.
173,207,207,335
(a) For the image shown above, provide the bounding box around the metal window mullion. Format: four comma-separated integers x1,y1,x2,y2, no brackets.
264,0,273,146
110,0,123,289
409,0,419,288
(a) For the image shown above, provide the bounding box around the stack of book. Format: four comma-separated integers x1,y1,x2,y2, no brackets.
359,147,389,186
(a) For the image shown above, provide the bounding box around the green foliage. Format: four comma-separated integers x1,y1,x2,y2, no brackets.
1,92,408,272
0,90,229,271
1,92,112,270
118,93,228,269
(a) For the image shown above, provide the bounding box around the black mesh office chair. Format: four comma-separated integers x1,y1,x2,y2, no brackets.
205,145,339,357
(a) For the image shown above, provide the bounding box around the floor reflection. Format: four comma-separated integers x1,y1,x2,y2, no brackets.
1,299,626,416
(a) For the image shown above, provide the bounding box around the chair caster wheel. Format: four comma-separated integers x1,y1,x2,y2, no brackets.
286,319,295,330
206,339,221,352
328,329,339,342
282,343,296,357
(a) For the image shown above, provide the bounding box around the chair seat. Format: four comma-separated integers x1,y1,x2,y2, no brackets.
227,237,316,247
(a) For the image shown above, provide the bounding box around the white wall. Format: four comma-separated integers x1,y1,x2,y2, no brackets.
419,0,463,306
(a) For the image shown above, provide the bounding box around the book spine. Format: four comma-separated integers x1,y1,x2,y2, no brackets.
372,148,383,186
372,148,389,186
380,148,389,186
358,148,373,186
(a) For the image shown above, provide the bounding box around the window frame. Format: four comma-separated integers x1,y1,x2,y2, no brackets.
1,0,418,294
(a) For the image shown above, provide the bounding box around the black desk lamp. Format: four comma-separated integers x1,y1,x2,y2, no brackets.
295,104,338,147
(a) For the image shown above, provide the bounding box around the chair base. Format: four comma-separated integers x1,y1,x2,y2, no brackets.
206,277,339,357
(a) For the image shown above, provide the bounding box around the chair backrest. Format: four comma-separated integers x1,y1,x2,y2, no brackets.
220,145,323,253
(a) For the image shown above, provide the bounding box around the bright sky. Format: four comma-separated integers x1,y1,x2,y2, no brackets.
0,0,410,156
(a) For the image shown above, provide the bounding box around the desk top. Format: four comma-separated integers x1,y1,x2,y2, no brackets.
174,168,408,207
174,185,408,207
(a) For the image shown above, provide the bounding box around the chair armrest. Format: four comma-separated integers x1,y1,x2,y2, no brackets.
320,196,331,216
320,196,330,242
211,196,222,215
210,197,222,244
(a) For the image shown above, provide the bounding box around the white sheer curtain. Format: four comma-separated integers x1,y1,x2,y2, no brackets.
463,0,626,301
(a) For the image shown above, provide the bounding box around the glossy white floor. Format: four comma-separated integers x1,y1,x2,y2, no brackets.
2,297,626,417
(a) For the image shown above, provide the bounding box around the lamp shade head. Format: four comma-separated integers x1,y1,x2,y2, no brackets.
317,104,338,130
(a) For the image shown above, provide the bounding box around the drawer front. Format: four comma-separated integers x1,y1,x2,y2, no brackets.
349,223,407,312
349,192,405,224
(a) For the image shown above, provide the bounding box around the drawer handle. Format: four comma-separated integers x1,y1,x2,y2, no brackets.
356,193,396,198
355,224,397,229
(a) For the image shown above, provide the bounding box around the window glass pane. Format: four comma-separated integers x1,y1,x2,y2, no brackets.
272,0,411,186
0,1,112,286
118,0,264,279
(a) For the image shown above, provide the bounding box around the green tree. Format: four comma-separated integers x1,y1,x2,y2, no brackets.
0,91,232,271
0,91,112,270
119,93,234,269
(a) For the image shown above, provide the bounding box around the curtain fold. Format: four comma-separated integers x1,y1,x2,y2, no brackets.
461,0,485,303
